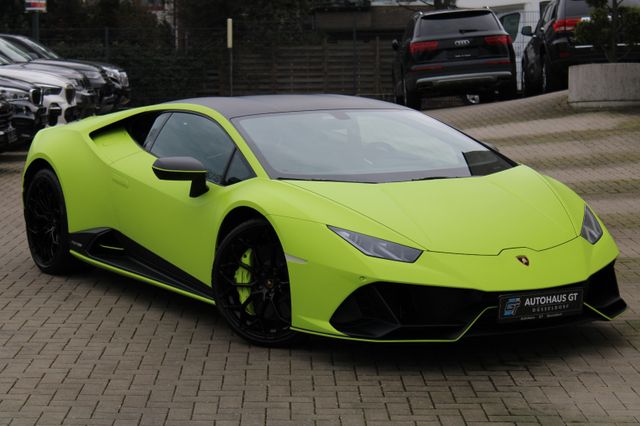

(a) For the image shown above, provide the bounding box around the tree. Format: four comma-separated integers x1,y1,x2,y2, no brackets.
575,0,640,62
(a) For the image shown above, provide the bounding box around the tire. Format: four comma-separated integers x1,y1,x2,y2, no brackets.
542,55,558,93
24,168,84,274
498,80,517,101
403,79,421,110
212,219,298,346
479,91,496,103
393,75,404,105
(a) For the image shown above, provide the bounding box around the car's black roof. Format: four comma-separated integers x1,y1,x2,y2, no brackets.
175,94,406,119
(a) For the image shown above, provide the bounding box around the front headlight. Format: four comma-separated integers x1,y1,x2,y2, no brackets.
85,71,101,79
328,226,422,263
0,87,30,101
581,205,603,244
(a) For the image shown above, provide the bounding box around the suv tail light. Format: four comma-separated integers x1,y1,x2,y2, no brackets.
553,18,581,32
484,35,511,45
409,41,439,55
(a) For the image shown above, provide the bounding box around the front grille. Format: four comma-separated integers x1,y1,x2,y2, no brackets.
330,262,624,340
65,87,75,104
30,88,42,106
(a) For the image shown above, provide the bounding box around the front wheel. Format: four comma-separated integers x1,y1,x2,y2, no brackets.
24,168,84,274
212,219,297,346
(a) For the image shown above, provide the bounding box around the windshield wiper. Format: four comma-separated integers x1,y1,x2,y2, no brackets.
459,29,487,33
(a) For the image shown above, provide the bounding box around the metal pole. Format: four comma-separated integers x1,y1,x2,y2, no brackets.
352,10,357,95
227,18,233,97
32,12,40,41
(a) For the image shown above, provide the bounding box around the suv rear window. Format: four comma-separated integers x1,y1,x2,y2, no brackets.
417,11,500,37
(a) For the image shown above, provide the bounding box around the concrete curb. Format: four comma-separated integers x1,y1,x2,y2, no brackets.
569,63,640,108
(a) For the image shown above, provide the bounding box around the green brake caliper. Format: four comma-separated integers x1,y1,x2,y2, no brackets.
234,249,255,315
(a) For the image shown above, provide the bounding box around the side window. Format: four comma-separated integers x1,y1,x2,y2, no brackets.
143,112,170,148
403,20,415,42
224,150,255,185
500,13,521,41
149,112,237,184
539,1,551,15
540,1,556,27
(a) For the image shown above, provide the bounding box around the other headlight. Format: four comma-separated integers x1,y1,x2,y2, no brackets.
0,87,30,101
581,205,603,244
328,226,422,263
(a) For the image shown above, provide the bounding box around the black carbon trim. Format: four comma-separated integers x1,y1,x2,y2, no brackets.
70,228,213,301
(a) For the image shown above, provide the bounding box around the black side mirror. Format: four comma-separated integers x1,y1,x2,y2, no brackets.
391,39,399,51
521,26,533,36
152,156,209,198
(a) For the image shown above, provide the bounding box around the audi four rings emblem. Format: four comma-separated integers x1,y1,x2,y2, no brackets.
455,39,471,46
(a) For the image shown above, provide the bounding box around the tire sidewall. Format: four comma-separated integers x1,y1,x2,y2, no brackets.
24,168,74,274
212,218,297,346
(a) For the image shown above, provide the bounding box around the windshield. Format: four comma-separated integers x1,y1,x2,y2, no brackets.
13,36,59,59
234,109,514,183
0,39,31,62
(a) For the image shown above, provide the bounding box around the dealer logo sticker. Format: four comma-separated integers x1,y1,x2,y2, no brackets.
516,255,530,266
503,297,521,317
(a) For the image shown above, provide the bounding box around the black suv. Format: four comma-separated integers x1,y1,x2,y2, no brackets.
392,9,517,109
521,0,640,94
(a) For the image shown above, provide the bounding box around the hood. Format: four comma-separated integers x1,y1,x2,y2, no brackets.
0,68,72,87
34,59,101,73
7,63,85,81
285,166,578,255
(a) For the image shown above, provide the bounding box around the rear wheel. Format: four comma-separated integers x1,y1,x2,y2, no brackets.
541,55,559,93
498,80,517,101
403,79,421,110
24,168,83,274
212,219,297,346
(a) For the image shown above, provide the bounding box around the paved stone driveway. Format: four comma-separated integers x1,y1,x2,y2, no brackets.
0,92,639,425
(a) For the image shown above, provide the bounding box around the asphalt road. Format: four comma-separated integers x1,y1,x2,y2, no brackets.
0,92,639,425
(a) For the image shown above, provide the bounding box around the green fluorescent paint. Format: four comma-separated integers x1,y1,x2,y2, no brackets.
21,100,621,342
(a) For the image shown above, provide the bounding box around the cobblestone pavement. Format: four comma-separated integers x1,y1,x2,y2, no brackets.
0,92,639,425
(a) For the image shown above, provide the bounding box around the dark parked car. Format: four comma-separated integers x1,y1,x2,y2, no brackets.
0,96,16,152
0,34,128,110
0,77,47,142
392,9,517,109
521,0,640,94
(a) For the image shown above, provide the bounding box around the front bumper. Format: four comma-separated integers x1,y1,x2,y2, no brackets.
8,102,47,142
329,262,625,341
272,215,622,341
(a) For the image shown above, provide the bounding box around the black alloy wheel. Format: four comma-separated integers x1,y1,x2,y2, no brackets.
24,168,81,274
213,219,297,346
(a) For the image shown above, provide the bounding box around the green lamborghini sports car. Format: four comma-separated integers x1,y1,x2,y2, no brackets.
22,95,626,345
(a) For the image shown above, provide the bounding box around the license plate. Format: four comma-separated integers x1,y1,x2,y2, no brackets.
498,288,583,322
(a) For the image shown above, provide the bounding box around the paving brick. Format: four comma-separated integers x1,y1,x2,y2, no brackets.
0,93,639,424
